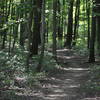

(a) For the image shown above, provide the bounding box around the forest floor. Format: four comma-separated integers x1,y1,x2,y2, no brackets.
0,49,100,100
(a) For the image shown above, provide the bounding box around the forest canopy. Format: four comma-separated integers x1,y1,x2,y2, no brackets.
0,0,100,100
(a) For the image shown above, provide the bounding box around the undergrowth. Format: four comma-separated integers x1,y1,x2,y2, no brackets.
73,45,89,56
82,64,100,96
0,48,58,89
0,48,59,99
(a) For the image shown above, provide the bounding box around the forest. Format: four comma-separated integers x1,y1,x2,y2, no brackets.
0,0,100,100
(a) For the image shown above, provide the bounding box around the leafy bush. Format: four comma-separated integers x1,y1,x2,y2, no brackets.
73,46,89,56
30,51,59,72
0,49,26,88
82,65,100,95
42,51,59,71
0,47,59,93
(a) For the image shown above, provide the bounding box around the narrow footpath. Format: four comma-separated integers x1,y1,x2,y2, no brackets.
25,49,89,100
2,49,90,100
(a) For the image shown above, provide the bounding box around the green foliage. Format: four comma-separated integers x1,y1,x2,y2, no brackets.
73,44,89,56
0,48,26,88
26,51,59,87
82,65,100,94
57,40,64,49
27,72,46,87
42,51,59,72
0,0,99,98
0,47,59,89
29,51,59,72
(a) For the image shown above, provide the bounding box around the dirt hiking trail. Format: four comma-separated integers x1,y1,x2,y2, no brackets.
24,49,90,100
1,49,91,100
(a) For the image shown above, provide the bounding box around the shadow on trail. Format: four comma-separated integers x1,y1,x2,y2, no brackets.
0,49,90,100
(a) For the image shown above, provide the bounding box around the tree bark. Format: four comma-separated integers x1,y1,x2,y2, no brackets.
64,0,74,49
89,1,96,62
52,0,57,60
36,0,45,72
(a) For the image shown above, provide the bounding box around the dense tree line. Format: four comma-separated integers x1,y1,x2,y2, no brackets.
0,0,100,71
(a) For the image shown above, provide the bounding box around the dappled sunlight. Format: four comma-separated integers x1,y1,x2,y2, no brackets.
58,55,75,59
0,0,99,99
53,89,64,93
57,49,71,52
43,96,57,100
81,97,100,100
65,56,75,59
64,84,80,88
47,94,67,97
65,79,74,82
0,40,90,100
3,52,89,100
69,84,80,88
60,67,89,71
15,84,78,100
43,94,68,100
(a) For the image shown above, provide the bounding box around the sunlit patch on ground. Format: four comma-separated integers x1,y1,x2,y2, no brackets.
60,67,89,71
81,97,100,100
57,49,71,52
0,49,90,100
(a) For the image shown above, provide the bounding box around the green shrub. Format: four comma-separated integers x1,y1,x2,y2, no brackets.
83,65,100,94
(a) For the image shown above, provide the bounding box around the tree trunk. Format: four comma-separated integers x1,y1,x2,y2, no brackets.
36,0,45,72
86,0,91,49
96,0,100,56
31,0,42,55
89,1,96,62
52,0,57,60
64,0,74,49
73,0,80,46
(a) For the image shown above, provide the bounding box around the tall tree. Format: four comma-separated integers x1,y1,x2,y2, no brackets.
73,0,80,46
31,0,42,55
57,0,63,41
86,0,91,48
20,0,25,47
96,0,100,55
52,0,57,60
36,0,45,72
64,0,74,49
89,0,96,62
